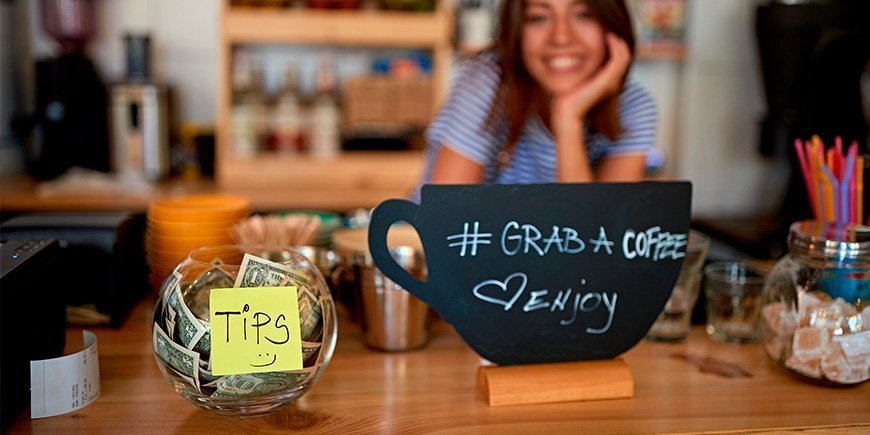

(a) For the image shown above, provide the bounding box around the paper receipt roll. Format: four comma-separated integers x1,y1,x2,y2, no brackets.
30,330,101,419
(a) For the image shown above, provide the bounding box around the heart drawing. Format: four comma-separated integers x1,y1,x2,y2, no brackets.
472,272,528,311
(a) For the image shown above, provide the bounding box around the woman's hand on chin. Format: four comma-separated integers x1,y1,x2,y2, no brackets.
550,33,632,125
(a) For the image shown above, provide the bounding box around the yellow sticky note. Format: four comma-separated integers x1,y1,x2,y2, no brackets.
210,286,303,376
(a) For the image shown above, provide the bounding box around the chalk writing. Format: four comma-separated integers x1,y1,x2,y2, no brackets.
501,222,586,256
622,226,687,261
449,221,688,260
446,221,492,257
472,272,617,334
471,272,527,311
589,226,615,254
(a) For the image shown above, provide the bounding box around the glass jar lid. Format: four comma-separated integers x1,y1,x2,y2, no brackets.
788,220,870,260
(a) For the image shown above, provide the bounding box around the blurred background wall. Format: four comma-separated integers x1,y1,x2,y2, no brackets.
8,0,866,224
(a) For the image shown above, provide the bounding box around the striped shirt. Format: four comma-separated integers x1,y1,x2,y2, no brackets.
414,51,658,198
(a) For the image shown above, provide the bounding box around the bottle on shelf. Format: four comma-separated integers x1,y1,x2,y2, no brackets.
231,50,268,157
231,0,293,8
307,54,341,159
457,0,495,55
270,64,305,154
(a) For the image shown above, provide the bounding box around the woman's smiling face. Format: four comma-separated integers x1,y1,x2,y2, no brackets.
521,0,607,96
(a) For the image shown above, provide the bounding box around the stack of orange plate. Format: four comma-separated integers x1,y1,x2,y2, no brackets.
146,194,250,289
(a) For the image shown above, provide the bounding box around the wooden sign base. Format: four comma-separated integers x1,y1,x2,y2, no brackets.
477,358,634,406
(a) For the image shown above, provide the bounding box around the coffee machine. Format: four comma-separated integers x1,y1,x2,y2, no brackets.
31,0,110,180
110,34,171,181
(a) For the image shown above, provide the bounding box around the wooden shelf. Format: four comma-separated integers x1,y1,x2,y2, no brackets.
223,8,452,47
215,150,424,191
216,2,452,196
637,44,687,61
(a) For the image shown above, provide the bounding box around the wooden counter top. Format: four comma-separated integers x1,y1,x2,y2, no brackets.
8,297,869,434
0,177,408,214
0,152,423,214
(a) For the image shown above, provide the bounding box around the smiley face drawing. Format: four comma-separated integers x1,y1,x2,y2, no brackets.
250,352,277,368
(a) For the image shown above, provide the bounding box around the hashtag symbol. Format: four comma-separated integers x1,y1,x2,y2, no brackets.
446,221,492,257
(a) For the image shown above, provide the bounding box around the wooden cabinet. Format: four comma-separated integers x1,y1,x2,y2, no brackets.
216,1,453,203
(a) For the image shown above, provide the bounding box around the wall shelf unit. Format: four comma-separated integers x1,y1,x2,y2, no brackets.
216,1,452,206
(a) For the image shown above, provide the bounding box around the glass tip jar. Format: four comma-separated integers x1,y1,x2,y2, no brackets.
151,245,338,416
761,221,870,386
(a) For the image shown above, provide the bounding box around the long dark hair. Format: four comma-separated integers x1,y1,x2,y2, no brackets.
489,0,636,153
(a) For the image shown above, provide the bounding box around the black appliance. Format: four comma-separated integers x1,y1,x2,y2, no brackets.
0,239,65,430
0,212,149,328
756,0,869,157
32,55,110,179
717,0,870,258
29,0,110,179
691,1,869,323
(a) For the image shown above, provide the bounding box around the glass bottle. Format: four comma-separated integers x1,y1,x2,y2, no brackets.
761,220,869,385
231,51,267,157
307,55,341,159
270,64,304,154
458,0,494,55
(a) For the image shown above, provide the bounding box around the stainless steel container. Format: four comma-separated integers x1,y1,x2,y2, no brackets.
331,226,430,351
348,246,429,351
110,82,170,181
294,245,341,280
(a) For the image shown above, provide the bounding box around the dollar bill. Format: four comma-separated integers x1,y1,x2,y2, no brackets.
298,288,322,342
171,286,207,350
201,366,226,388
212,368,315,398
166,311,177,339
199,354,212,372
193,319,211,357
165,304,177,324
164,270,183,298
279,266,314,292
166,366,198,393
162,277,181,333
165,282,182,315
234,253,295,288
320,296,331,325
190,266,236,320
153,323,200,390
199,366,223,385
302,340,321,366
163,297,178,338
317,295,332,348
162,270,183,312
231,253,324,341
234,253,319,290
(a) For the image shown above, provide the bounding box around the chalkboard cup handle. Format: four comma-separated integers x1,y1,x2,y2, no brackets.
368,199,434,304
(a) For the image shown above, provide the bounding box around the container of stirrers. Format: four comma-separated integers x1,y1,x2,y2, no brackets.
793,135,865,224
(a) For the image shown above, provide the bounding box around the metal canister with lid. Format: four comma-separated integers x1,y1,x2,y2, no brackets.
331,224,431,351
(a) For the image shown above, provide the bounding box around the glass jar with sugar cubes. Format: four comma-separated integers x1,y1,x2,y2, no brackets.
761,221,869,386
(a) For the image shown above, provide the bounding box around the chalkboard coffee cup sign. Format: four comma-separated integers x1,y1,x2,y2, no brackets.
368,182,691,366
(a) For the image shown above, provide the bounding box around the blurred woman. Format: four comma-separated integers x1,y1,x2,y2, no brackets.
414,0,656,196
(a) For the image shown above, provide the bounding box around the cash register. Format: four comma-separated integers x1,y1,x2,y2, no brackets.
0,239,65,428
0,212,148,327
